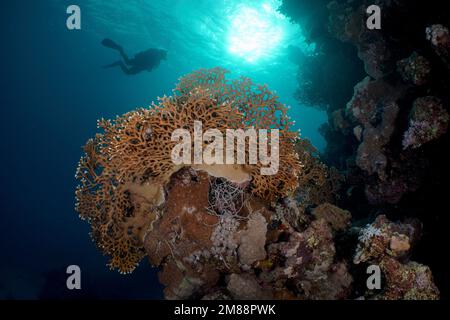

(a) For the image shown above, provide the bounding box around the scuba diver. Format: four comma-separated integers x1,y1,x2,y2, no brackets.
101,38,167,75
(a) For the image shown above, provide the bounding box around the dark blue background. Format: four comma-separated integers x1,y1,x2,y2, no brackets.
0,2,164,299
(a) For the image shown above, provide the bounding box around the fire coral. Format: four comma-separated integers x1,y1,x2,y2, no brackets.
75,68,301,273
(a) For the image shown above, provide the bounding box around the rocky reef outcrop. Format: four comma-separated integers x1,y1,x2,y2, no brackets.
282,0,448,298
353,215,439,299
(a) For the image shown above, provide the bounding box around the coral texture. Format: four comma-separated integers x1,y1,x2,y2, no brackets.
75,68,301,273
286,0,449,207
426,24,450,69
294,139,343,207
312,203,351,232
397,52,431,86
402,96,449,149
354,215,439,300
282,0,446,298
147,184,355,300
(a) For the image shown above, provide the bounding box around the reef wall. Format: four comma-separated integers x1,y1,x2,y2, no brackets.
281,0,449,298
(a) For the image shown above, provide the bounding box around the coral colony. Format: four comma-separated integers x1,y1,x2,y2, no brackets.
75,0,449,299
76,68,300,274
75,66,441,300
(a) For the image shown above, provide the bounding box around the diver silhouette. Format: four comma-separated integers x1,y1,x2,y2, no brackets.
101,38,167,75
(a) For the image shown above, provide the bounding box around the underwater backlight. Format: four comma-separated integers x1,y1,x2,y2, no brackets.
3,0,450,311
227,3,284,62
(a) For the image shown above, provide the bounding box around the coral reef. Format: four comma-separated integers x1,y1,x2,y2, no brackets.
147,182,355,300
294,139,343,207
354,215,439,300
354,215,420,264
426,24,450,69
76,60,441,299
402,96,449,149
312,203,351,232
397,52,431,86
283,0,447,298
73,0,446,299
75,68,301,273
263,218,352,300
286,2,450,203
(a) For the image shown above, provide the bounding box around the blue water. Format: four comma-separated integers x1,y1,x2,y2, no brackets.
0,0,325,299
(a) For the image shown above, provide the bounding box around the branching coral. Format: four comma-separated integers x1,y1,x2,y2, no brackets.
207,178,245,217
175,68,301,201
294,139,343,207
75,67,301,273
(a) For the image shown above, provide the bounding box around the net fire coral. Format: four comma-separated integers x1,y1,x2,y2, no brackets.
75,68,301,273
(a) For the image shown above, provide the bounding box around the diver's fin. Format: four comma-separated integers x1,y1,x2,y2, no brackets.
102,61,121,68
101,38,122,51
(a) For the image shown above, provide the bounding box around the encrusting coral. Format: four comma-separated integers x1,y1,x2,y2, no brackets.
75,68,301,273
294,139,343,207
426,24,450,69
354,215,439,300
402,96,449,150
397,52,431,86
